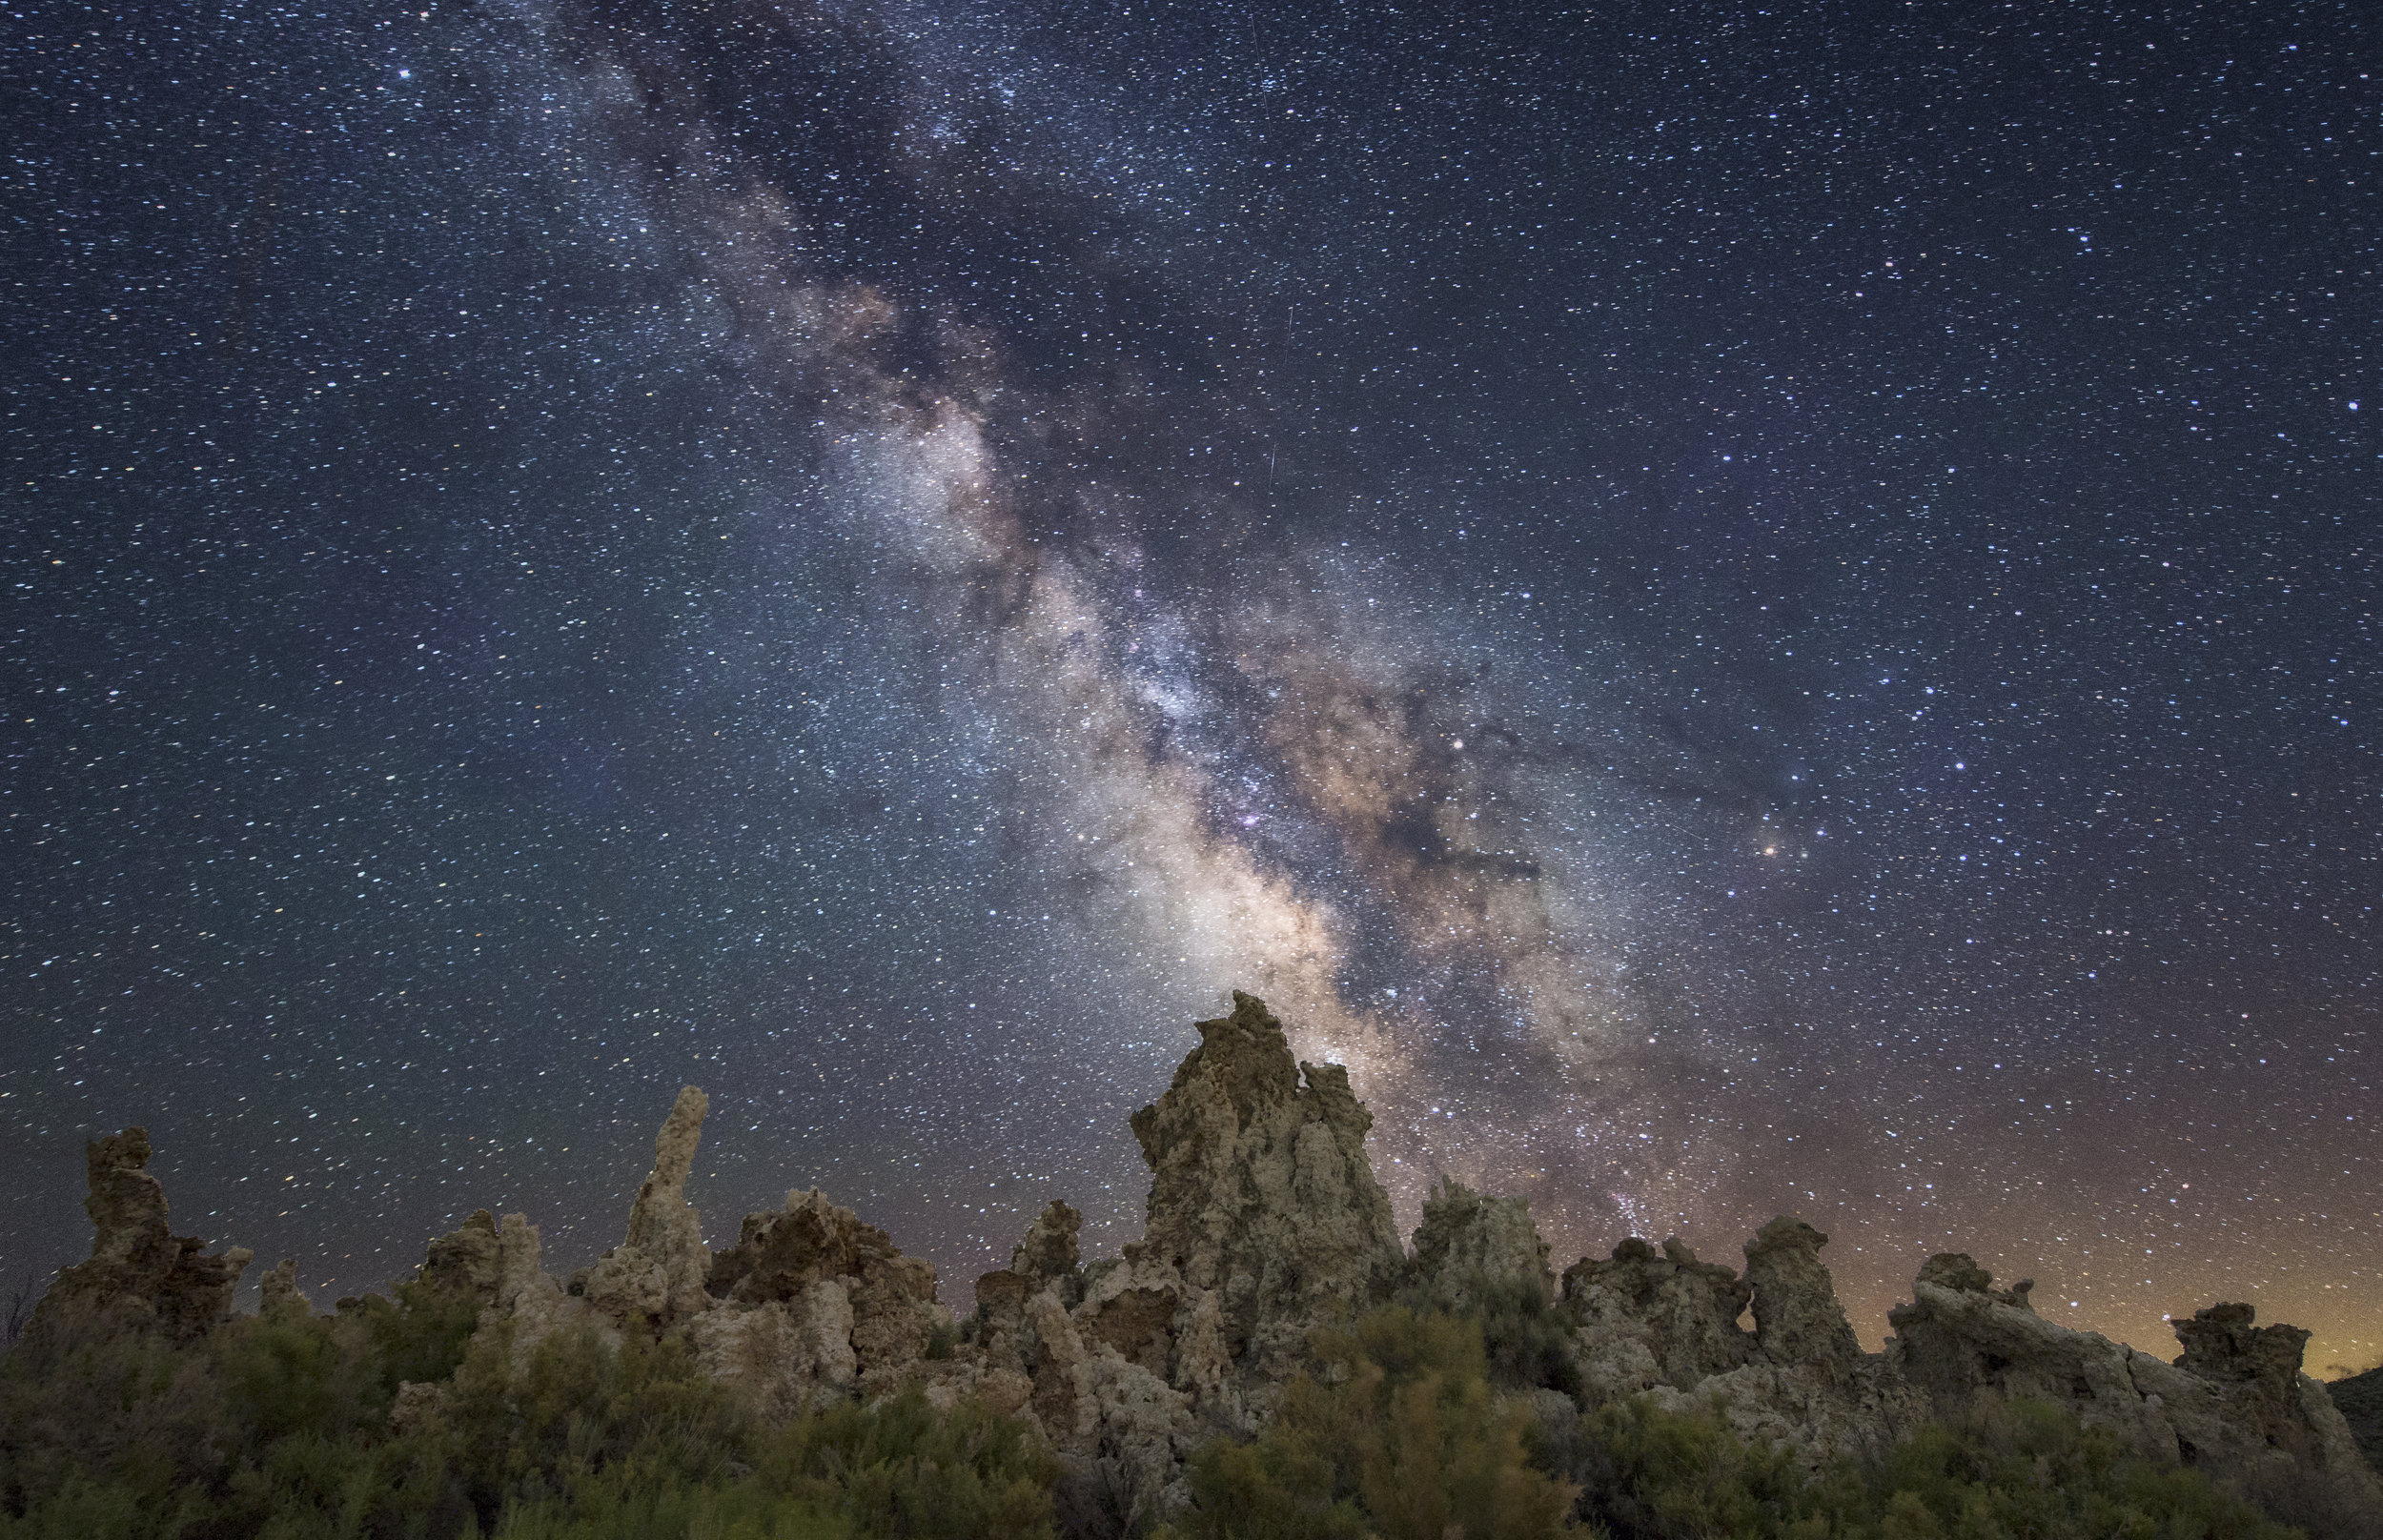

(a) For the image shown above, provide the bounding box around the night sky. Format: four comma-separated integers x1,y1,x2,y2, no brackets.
5,0,2376,1373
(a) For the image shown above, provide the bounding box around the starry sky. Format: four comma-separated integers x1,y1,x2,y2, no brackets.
4,0,2376,1372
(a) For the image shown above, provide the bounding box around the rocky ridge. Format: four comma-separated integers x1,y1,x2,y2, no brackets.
25,990,2383,1536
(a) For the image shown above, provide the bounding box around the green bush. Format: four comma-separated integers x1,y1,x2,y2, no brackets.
0,1287,2319,1540
490,1460,850,1540
1556,1395,1818,1540
0,1296,1059,1540
358,1282,485,1396
1556,1392,2305,1540
0,1320,233,1533
1170,1306,1575,1540
755,1387,1062,1540
1397,1270,1582,1404
439,1320,756,1510
1849,1399,2304,1540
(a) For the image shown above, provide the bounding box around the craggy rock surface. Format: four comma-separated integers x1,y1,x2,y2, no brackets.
1127,989,1405,1395
27,1127,253,1344
370,1088,947,1409
1008,1200,1087,1305
258,1258,311,1316
2332,1364,2383,1478
1742,1218,1864,1378
1409,1178,1553,1312
1890,1260,2383,1535
705,1186,944,1397
577,1085,715,1330
1562,1235,1755,1397
1561,1223,1923,1466
416,1209,508,1306
960,992,1411,1525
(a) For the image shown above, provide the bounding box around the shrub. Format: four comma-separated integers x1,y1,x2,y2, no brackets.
1171,1306,1574,1540
1560,1395,1822,1540
0,1324,230,1531
439,1320,755,1511
1854,1399,2303,1540
1,1293,1060,1540
1397,1270,1582,1404
1551,1392,2306,1540
489,1460,850,1540
756,1386,1062,1540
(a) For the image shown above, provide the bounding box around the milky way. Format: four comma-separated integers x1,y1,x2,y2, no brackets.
5,1,2376,1371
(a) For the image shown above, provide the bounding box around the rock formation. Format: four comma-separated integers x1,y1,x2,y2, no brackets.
576,1085,715,1330
416,1209,509,1306
1543,1217,2383,1534
1409,1178,1554,1312
21,987,2383,1539
26,1127,252,1344
407,1206,586,1354
387,1086,951,1416
1561,1235,1755,1398
258,1258,311,1316
1889,1261,2383,1535
2332,1363,2383,1478
699,1186,944,1401
1008,1199,1087,1305
1742,1218,1865,1377
958,992,1413,1528
1126,989,1406,1394
1558,1221,1923,1464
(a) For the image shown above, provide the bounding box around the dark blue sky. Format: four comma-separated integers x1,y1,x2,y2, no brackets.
4,0,2375,1370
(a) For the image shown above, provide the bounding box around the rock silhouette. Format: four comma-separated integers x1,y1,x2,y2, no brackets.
21,990,2383,1536
27,1127,252,1344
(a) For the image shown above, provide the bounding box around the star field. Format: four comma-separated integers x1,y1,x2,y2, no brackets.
3,0,2376,1372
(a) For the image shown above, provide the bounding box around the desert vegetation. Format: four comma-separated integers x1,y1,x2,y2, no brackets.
1,1286,2306,1540
0,1287,1057,1540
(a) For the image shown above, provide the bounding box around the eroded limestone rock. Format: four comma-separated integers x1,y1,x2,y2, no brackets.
1888,1264,2383,1536
37,992,2379,1539
1010,1199,1087,1305
1127,990,1405,1394
578,1085,714,1330
28,1127,253,1344
417,1209,507,1306
258,1258,311,1317
708,1185,942,1392
1913,1251,2034,1312
686,1280,859,1416
2331,1364,2383,1478
1561,1235,1754,1398
1644,1356,1927,1467
2174,1301,2309,1390
1742,1218,1864,1380
412,1206,580,1353
1409,1177,1554,1312
1570,1221,1921,1465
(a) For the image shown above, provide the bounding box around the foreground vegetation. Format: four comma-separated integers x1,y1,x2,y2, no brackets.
1161,1303,2300,1540
0,1287,1056,1539
0,1285,2303,1539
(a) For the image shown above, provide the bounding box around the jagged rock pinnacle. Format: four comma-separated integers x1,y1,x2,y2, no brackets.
27,1126,252,1344
1743,1217,1864,1377
1126,990,1404,1388
579,1084,715,1328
